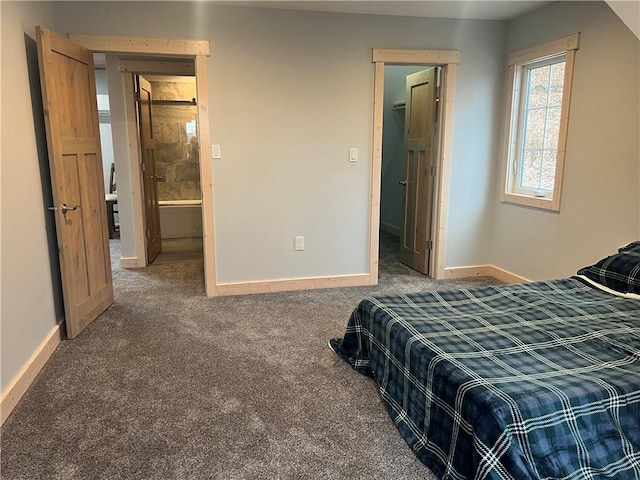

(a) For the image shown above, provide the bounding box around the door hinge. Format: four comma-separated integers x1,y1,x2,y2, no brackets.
426,239,433,250
146,229,151,239
135,91,141,102
430,165,437,176
435,86,441,103
141,162,146,172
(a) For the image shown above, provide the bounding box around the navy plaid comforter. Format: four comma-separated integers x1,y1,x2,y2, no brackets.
333,278,640,479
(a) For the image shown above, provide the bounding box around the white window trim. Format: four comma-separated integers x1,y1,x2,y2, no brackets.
500,33,580,211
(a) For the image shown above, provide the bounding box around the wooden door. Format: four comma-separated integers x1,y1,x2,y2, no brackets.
136,76,162,263
399,68,438,274
36,26,113,338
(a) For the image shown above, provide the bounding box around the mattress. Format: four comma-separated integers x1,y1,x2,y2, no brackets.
331,277,640,479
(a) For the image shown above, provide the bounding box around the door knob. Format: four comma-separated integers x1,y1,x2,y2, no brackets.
48,203,80,213
399,180,407,186
61,203,80,213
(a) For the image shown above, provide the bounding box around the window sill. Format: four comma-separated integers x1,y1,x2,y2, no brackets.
500,192,560,212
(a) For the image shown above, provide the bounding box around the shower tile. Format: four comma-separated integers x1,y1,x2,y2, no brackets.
163,123,180,143
159,182,182,201
175,162,199,182
180,182,201,200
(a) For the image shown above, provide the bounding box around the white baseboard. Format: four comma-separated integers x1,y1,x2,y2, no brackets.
120,256,141,268
215,273,376,296
380,222,401,237
444,264,530,284
1,324,62,425
487,265,531,284
216,264,528,297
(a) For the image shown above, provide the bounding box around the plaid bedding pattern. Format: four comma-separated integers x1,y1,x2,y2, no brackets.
333,278,640,480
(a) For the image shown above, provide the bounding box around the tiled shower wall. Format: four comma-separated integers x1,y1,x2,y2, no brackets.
151,80,200,202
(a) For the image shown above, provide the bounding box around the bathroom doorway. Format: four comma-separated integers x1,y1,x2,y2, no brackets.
97,59,205,267
140,74,203,264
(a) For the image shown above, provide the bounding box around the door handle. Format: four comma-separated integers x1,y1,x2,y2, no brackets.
399,180,407,186
48,203,80,213
61,203,80,213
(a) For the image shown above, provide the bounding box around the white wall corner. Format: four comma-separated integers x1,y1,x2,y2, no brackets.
444,264,531,284
606,1,640,39
380,222,401,237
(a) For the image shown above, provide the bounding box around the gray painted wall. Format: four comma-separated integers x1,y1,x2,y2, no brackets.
51,2,507,282
1,1,60,392
491,1,640,280
95,69,115,194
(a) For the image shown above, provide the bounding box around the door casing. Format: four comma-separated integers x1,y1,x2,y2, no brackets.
68,34,217,296
370,48,459,280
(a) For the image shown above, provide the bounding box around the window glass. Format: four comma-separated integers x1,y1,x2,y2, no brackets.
501,34,578,211
517,57,565,195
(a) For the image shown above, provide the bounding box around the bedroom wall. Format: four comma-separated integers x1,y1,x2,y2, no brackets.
380,66,425,235
95,69,116,194
1,1,62,393
50,2,506,282
491,1,640,280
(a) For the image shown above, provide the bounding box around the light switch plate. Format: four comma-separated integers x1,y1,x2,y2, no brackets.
212,144,221,159
349,148,358,162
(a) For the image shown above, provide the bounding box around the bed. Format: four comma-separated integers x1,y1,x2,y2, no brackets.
330,243,640,479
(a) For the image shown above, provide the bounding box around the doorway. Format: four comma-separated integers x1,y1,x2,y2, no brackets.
143,74,203,264
95,64,204,266
369,49,459,282
69,33,216,295
379,65,440,275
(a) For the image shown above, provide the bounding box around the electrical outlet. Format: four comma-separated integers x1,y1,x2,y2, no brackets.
294,236,304,251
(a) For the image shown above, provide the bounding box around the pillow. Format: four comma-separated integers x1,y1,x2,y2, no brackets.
577,242,640,294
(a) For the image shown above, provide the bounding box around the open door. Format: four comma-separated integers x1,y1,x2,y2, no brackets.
36,26,113,338
136,75,162,263
399,68,438,274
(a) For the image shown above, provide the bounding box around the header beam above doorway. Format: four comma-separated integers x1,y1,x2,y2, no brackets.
372,48,459,65
68,34,210,56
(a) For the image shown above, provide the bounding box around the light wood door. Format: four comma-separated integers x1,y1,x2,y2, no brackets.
36,26,113,338
136,76,162,263
399,68,438,274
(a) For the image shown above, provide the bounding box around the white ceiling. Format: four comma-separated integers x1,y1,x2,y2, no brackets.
212,1,552,21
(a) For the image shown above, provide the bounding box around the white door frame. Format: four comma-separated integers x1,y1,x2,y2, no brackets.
68,34,218,296
371,48,459,280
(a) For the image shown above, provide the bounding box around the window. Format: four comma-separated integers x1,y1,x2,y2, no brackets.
501,34,579,211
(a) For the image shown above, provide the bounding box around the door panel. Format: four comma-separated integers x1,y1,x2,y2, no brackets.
36,26,113,338
399,68,438,274
136,76,162,263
